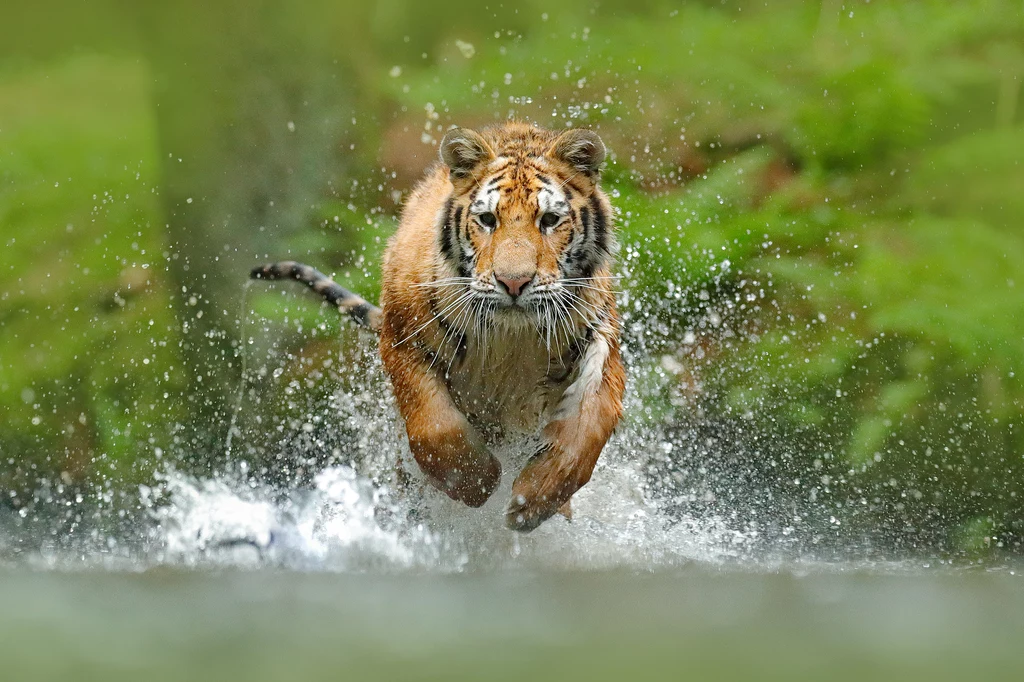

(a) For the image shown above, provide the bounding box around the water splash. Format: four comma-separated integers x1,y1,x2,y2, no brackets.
0,279,790,572
142,432,761,572
0,251,944,572
147,465,444,570
224,280,255,459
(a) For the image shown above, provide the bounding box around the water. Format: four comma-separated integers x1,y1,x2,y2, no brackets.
4,416,1024,680
2,569,1023,681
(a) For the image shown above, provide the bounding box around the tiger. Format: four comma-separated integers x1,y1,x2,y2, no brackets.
252,121,624,532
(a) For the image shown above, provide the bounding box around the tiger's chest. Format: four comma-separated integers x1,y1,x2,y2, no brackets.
443,325,573,438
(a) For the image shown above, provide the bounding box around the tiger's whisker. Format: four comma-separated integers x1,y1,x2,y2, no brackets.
411,278,475,289
429,294,475,371
393,289,475,347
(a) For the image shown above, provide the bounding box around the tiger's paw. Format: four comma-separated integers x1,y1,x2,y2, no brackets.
505,449,578,532
410,424,501,508
425,449,501,508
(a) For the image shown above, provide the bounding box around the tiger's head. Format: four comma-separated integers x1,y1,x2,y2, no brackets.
436,122,614,327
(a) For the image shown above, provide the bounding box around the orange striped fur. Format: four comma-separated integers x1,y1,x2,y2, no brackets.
380,122,624,531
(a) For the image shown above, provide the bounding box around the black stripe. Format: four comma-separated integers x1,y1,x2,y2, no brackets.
439,197,455,263
453,205,463,238
560,209,584,272
584,325,595,346
440,198,464,270
575,205,597,280
589,194,609,254
458,214,475,278
347,302,374,327
579,205,592,251
487,174,505,187
536,174,552,186
526,441,552,465
578,257,596,281
451,206,474,278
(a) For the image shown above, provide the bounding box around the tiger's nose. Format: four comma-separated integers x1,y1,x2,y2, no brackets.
495,274,533,297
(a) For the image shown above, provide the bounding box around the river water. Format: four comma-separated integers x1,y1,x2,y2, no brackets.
2,568,1022,681
2,454,1023,680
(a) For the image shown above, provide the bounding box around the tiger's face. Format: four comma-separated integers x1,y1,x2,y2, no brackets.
438,125,613,326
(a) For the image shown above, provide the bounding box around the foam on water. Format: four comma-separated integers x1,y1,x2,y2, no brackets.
145,438,758,572
146,466,437,570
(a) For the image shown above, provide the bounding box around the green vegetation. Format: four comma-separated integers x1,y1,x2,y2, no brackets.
0,55,185,499
1,0,1023,554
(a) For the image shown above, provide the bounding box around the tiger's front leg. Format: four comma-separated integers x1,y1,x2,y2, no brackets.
382,340,501,508
506,333,625,532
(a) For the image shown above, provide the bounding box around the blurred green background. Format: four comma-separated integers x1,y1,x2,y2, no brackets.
1,0,1023,556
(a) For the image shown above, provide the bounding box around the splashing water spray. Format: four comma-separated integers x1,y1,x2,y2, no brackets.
138,247,776,573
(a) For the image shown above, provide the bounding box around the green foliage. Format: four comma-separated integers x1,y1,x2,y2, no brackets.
0,55,185,495
2,0,1024,554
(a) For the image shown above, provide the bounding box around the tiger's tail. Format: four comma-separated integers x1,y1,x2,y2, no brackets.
250,261,382,332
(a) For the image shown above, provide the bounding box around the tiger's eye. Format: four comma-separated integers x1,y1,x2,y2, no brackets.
539,212,562,229
477,212,497,229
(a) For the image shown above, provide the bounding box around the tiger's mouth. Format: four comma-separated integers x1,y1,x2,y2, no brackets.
482,291,539,319
492,297,531,313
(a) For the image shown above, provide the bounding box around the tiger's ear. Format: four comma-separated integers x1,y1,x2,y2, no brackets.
440,128,494,180
550,128,606,175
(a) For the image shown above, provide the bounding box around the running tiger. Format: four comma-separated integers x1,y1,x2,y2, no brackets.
252,121,624,532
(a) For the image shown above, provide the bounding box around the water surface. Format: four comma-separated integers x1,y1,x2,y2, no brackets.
2,568,1022,681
